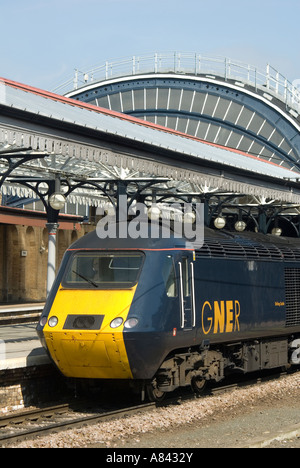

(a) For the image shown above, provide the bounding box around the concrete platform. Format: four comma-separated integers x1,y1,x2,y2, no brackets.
0,324,50,370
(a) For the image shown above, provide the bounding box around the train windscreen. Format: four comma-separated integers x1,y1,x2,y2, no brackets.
62,251,145,289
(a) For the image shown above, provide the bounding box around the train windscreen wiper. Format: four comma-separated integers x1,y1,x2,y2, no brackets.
72,270,99,288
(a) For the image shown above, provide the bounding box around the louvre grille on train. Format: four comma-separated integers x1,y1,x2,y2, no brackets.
285,268,300,327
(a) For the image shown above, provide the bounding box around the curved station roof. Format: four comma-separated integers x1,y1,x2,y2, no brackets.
62,53,300,174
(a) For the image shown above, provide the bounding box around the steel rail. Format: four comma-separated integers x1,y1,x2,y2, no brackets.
0,401,156,446
0,304,44,325
0,369,297,447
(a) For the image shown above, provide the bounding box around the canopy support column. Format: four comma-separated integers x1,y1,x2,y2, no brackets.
46,222,59,296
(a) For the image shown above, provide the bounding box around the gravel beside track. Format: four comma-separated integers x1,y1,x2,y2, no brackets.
10,372,300,448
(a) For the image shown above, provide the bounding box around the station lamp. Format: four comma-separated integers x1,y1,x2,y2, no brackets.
271,217,282,236
214,216,226,229
183,211,196,224
234,220,247,232
147,205,161,221
271,227,282,236
49,192,67,211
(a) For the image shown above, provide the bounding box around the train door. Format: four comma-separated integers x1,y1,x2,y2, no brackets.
178,255,196,330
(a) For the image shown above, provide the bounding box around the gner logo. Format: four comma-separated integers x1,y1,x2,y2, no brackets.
201,300,241,335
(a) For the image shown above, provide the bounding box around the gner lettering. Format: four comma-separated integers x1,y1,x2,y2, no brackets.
201,300,241,335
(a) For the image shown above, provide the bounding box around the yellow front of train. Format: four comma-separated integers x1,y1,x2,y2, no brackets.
39,249,145,380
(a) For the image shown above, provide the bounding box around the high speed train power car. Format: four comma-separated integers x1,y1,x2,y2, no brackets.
37,222,300,401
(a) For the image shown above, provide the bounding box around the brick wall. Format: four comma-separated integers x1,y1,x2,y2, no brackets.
0,365,72,413
0,224,92,303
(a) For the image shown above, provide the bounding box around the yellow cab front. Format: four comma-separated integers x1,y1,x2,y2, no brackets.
42,250,144,380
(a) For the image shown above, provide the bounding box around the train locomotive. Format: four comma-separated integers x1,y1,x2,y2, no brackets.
37,222,300,401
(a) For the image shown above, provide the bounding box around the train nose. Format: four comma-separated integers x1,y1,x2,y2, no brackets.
42,289,136,379
47,330,132,378
44,320,133,379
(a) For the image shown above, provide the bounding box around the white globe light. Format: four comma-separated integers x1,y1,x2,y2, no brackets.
49,193,66,211
147,206,161,221
271,227,282,236
234,220,246,232
184,211,196,224
214,217,226,229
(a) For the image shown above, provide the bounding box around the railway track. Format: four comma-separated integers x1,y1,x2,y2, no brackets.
0,400,156,447
0,304,44,325
0,369,293,447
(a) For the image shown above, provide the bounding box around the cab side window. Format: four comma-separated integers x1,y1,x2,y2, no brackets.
162,255,177,297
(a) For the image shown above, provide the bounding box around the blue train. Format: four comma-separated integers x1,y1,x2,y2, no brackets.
37,223,300,401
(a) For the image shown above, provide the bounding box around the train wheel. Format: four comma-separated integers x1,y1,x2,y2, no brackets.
146,381,166,402
191,376,206,394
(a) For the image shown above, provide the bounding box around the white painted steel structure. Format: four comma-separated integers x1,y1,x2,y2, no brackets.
61,53,300,175
57,52,300,115
0,78,299,205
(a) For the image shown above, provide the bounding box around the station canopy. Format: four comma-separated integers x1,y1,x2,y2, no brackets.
0,77,300,209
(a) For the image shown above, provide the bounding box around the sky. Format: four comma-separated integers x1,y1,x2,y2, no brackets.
0,0,299,93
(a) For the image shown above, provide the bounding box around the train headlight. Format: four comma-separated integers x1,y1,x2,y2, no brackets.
110,317,123,328
48,316,58,328
39,316,47,327
124,318,139,329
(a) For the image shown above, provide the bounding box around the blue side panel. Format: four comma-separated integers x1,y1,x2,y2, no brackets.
124,254,288,379
194,257,286,344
